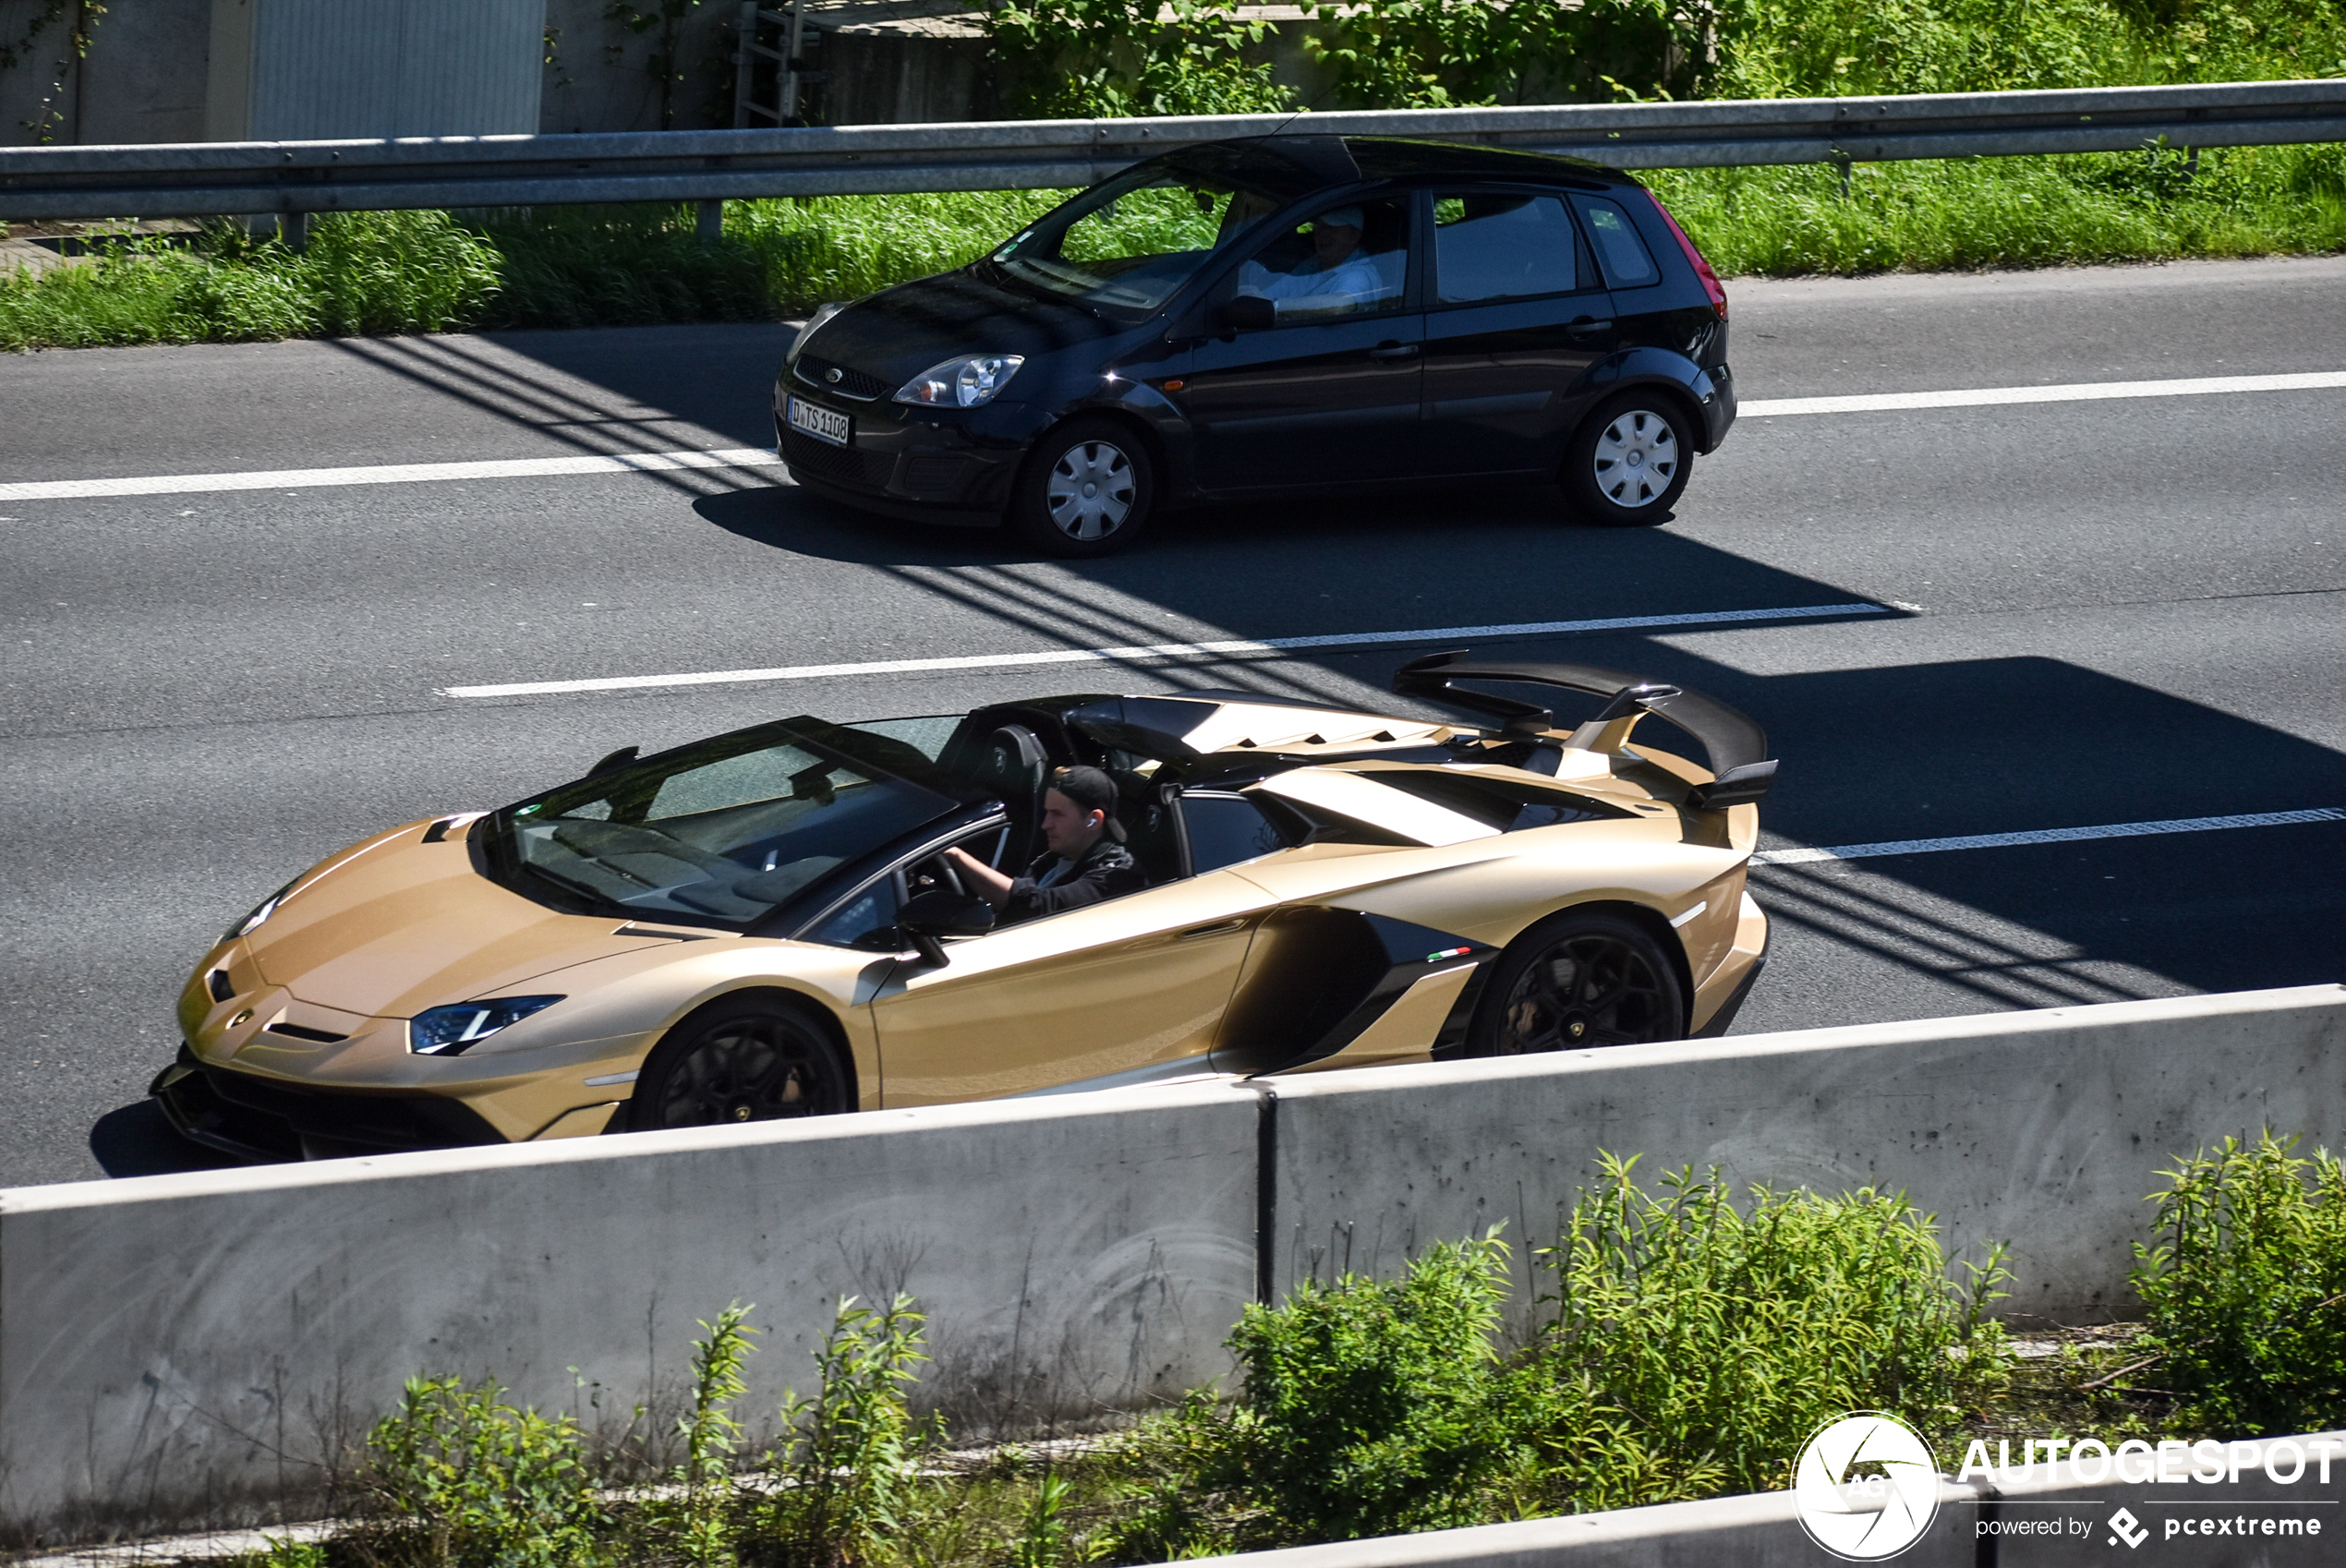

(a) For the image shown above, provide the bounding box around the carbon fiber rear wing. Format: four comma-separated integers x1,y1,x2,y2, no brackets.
1393,650,1776,810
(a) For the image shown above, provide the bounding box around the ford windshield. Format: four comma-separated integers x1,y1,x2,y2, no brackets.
984,154,1304,320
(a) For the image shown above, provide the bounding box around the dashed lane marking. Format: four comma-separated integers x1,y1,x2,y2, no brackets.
0,448,780,502
1741,369,2346,418
440,603,1891,698
2,373,2340,501
1755,808,2346,865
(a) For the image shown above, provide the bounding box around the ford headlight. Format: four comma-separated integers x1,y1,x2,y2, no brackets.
895,354,1023,407
409,995,564,1056
225,878,299,942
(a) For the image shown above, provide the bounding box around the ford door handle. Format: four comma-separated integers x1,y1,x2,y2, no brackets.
1179,919,1251,940
1367,342,1421,360
1565,318,1614,337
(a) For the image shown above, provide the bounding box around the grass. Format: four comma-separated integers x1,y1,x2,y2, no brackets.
5,137,2344,352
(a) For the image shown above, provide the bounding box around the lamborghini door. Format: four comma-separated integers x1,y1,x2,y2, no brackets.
867,869,1276,1106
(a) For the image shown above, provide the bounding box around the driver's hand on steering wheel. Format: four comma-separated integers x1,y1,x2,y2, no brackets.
944,845,1015,908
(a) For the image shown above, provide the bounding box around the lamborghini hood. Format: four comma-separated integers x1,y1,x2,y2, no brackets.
245,826,673,1019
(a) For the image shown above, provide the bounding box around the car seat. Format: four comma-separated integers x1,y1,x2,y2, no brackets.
1109,770,1183,885
961,725,1050,870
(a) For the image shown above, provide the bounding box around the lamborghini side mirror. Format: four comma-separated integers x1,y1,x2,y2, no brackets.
895,890,995,967
899,890,995,938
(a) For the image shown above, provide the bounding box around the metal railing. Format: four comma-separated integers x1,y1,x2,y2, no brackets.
3,78,2342,224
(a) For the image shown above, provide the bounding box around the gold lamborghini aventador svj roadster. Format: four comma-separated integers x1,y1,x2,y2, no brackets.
153,653,1775,1161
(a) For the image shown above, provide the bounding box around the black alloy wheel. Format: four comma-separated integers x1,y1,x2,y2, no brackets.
1562,392,1694,525
1010,416,1155,558
1469,911,1687,1055
627,995,854,1131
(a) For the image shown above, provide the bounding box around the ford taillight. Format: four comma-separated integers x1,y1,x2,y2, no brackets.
1648,191,1727,321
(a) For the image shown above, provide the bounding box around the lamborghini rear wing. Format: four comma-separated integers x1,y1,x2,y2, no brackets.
1393,650,1776,810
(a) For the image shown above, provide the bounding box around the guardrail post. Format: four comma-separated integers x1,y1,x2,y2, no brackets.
696,198,724,245
732,0,756,130
278,211,308,251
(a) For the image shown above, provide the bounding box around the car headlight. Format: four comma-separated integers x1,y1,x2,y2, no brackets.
225,878,299,942
409,995,564,1056
894,354,1024,407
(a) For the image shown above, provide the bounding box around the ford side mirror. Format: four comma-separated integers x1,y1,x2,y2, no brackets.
1217,295,1276,332
895,889,995,967
587,745,639,778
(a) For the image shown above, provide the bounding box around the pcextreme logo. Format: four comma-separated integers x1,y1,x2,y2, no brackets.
1793,1411,1943,1561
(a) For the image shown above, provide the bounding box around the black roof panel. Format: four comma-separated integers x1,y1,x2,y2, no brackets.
1342,137,1626,186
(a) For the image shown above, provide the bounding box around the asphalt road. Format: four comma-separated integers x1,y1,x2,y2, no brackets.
4,254,2342,1188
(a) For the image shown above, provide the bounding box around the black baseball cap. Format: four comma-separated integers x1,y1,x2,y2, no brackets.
1048,766,1126,842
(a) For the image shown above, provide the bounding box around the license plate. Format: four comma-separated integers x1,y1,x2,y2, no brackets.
787,395,851,448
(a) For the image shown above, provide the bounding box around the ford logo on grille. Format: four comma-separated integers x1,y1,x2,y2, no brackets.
825,368,842,383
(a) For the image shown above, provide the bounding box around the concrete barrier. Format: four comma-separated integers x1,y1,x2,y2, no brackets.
3,984,2341,1544
1267,985,2346,1325
0,1083,1259,1544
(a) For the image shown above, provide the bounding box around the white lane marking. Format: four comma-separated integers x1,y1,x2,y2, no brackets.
1742,370,2346,418
0,448,780,502
3,371,2335,501
1754,807,2346,865
440,602,1890,698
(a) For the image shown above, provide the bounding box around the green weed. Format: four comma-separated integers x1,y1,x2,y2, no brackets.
357,1375,602,1568
2132,1130,2346,1436
744,1293,937,1567
1520,1152,2013,1512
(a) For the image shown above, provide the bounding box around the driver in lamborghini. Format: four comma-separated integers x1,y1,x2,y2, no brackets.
947,766,1145,923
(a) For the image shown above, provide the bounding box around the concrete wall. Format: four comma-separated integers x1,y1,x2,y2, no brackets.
2,985,2341,1544
0,1083,1258,1544
0,0,212,148
1268,985,2346,1328
207,0,543,142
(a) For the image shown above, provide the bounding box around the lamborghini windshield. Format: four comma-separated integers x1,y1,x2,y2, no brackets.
479,719,961,929
984,153,1303,320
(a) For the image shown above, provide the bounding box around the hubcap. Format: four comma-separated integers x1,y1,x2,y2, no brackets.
656,1016,835,1128
1044,440,1135,540
1494,933,1672,1054
1591,409,1678,508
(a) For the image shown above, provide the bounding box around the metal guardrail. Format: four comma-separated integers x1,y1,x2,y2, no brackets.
3,78,2343,223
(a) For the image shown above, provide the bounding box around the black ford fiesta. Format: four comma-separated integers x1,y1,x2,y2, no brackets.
772,134,1735,557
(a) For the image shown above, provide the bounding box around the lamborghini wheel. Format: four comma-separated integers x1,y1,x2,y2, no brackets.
627,995,854,1131
1563,393,1692,525
1469,910,1687,1055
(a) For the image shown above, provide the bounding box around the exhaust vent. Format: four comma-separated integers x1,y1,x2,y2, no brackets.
207,969,236,1004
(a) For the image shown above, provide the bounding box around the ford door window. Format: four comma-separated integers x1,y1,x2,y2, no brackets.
1433,192,1591,304
1230,198,1412,322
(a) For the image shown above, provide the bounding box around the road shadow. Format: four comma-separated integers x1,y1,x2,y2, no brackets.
1355,644,2346,1007
90,1100,243,1179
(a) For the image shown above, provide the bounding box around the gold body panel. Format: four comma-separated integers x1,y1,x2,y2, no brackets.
168,701,1771,1155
